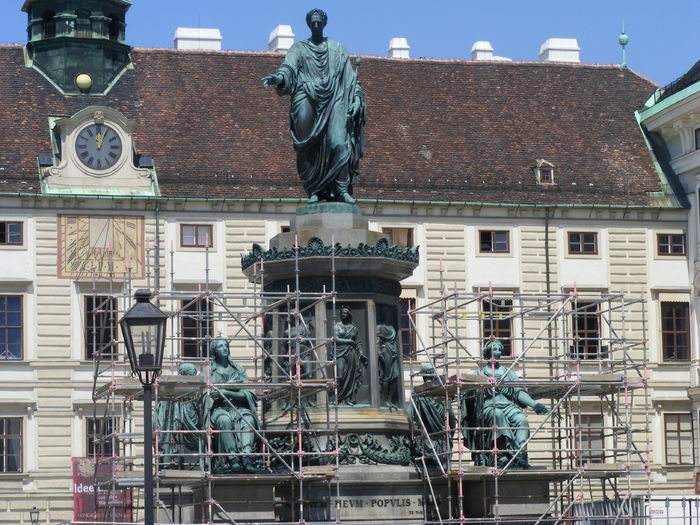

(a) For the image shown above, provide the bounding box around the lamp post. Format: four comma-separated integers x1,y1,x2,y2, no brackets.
29,506,39,525
119,289,167,525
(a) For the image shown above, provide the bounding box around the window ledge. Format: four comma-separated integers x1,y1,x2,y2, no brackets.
0,472,28,480
662,464,694,472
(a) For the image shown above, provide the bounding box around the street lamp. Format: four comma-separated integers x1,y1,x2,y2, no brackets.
119,289,168,525
29,506,39,525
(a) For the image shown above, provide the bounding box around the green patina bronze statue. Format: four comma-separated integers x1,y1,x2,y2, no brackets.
461,340,550,469
262,8,366,204
376,317,400,408
205,336,263,473
156,363,201,469
409,364,456,469
332,305,367,405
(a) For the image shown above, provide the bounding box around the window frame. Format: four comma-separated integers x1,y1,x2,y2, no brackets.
567,232,598,255
570,300,603,359
0,417,22,473
86,416,117,458
84,295,118,360
181,296,214,359
478,230,510,254
664,413,694,466
0,221,23,246
399,297,417,360
481,297,513,355
179,224,214,249
538,166,554,184
656,233,686,256
0,295,23,360
660,302,690,362
578,414,604,464
381,227,414,249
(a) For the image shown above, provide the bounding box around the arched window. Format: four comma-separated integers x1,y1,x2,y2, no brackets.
75,9,91,38
108,14,121,42
41,11,56,39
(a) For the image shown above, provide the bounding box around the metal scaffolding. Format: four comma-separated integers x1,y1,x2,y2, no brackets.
85,243,344,524
82,246,652,524
406,269,651,524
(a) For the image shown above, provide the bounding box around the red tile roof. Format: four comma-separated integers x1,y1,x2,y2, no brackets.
0,45,666,206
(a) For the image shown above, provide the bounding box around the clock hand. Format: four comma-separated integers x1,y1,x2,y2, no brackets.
96,131,104,150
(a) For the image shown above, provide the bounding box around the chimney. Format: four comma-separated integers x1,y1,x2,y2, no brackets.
173,28,223,51
471,41,494,60
388,37,410,58
268,24,295,53
538,38,580,63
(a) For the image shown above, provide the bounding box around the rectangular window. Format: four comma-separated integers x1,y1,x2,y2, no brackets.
0,296,22,360
479,231,509,253
665,413,693,465
180,224,213,248
0,222,22,246
85,296,118,360
657,233,686,256
695,128,700,150
0,418,22,473
382,228,413,249
579,414,604,463
181,297,213,358
570,301,601,359
400,298,416,359
568,232,598,255
481,298,512,355
86,417,117,457
661,302,690,361
539,167,554,183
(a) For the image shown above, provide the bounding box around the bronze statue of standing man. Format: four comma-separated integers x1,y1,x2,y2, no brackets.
262,9,366,204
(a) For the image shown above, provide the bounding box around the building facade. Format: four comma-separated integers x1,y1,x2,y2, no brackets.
0,0,696,522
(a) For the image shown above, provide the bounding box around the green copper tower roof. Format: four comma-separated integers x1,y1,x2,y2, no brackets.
22,0,132,95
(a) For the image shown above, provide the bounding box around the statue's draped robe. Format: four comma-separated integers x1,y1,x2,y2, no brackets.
205,358,260,470
462,365,530,466
275,38,366,198
409,395,456,468
333,321,364,404
156,394,200,468
376,323,400,406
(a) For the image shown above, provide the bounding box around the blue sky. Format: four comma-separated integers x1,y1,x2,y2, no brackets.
2,1,699,85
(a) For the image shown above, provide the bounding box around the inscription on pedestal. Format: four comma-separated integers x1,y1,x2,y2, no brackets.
334,495,424,518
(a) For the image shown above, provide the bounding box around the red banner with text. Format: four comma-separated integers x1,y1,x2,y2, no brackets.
72,457,133,523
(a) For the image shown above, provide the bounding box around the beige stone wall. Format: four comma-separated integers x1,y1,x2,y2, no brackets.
0,200,694,522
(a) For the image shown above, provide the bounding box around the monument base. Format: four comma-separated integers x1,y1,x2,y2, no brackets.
459,478,550,519
192,479,276,523
276,465,426,523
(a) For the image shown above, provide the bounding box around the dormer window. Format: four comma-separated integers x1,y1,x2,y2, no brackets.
534,159,555,185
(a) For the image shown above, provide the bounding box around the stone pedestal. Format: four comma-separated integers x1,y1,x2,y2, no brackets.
193,479,276,523
459,477,550,519
241,203,422,522
276,465,426,523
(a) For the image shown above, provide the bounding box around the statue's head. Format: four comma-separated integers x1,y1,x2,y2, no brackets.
482,339,504,359
339,304,352,321
419,363,437,381
210,335,230,360
306,8,328,30
178,362,198,376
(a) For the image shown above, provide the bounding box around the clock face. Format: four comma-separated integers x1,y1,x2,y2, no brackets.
58,215,144,279
74,123,123,171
